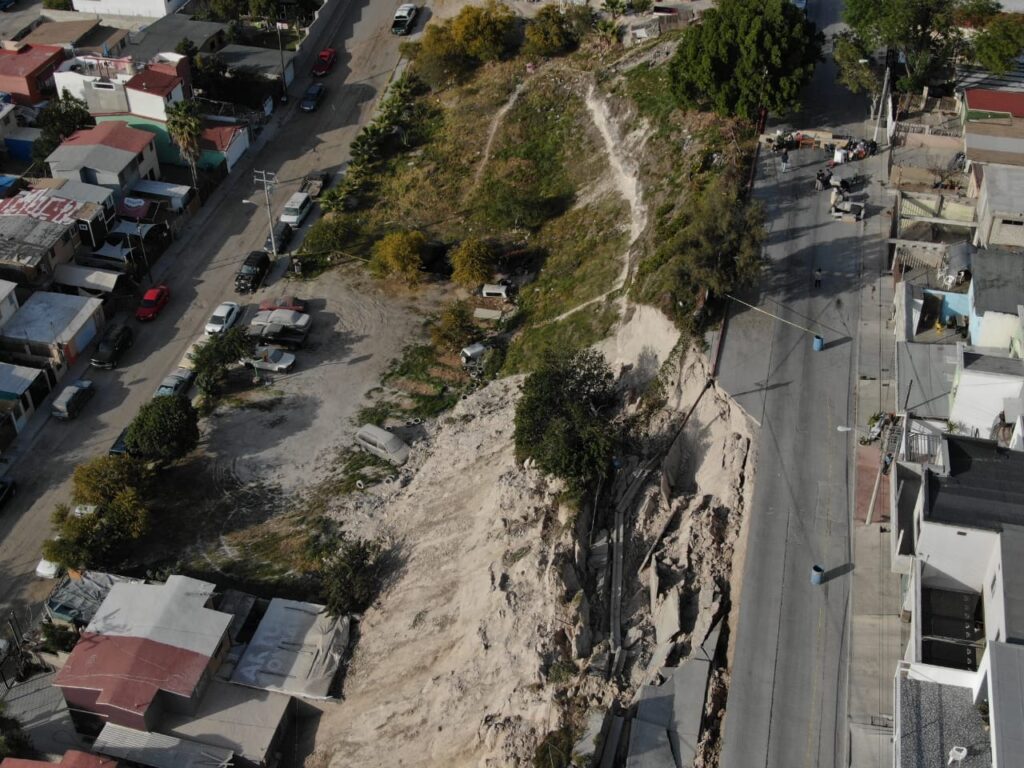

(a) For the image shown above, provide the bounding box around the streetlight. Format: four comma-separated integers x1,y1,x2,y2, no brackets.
251,170,278,259
134,222,152,285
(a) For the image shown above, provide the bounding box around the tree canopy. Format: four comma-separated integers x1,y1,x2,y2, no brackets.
973,14,1024,76
166,99,203,188
32,89,93,166
449,237,494,287
844,0,1000,89
189,327,254,398
125,395,200,463
669,0,823,119
513,349,617,492
413,0,518,88
430,300,477,350
369,231,426,283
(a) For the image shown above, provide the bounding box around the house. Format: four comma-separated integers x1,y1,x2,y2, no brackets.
948,344,1024,441
890,434,1024,768
21,20,129,58
122,15,227,65
0,42,65,106
70,0,188,20
0,751,118,768
973,164,1024,247
0,361,52,445
967,248,1024,347
895,342,959,420
28,179,117,249
217,44,296,87
957,88,1024,168
47,122,160,199
0,189,83,284
0,291,104,371
230,598,350,699
199,121,250,172
54,56,188,123
54,575,293,768
0,278,19,329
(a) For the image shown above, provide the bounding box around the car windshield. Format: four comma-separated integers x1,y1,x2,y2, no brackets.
284,205,300,216
240,264,257,274
211,313,226,325
266,349,284,362
141,297,157,307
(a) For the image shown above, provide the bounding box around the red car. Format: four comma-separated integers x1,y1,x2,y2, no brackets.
258,295,308,313
136,284,170,321
312,48,337,77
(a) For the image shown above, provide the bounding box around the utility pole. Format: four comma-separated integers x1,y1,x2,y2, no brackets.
873,66,891,144
275,20,288,103
135,221,152,285
253,169,278,258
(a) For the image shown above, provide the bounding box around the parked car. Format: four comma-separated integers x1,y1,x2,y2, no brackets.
136,284,170,321
51,380,94,420
0,479,16,510
391,3,418,35
249,323,309,350
299,82,325,112
250,308,311,331
299,171,330,198
236,251,271,293
312,47,337,76
258,295,308,313
242,346,296,373
154,368,195,398
205,302,242,334
35,554,61,580
109,427,130,456
279,192,313,226
355,424,410,465
263,221,294,254
90,323,134,369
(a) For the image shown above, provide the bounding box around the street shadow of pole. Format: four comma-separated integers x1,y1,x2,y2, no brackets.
823,562,855,583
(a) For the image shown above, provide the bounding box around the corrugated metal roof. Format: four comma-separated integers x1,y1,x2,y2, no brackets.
0,361,42,398
1,292,102,345
53,264,123,293
87,575,229,656
93,723,232,768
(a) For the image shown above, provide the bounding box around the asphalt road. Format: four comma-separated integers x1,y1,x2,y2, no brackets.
0,0,405,620
716,1,875,767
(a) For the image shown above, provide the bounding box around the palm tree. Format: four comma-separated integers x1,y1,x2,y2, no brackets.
166,100,203,189
596,18,623,49
602,0,626,19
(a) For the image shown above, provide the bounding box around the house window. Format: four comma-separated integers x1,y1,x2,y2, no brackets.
92,82,115,91
991,573,998,597
1002,219,1024,227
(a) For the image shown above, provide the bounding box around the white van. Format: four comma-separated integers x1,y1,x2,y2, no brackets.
280,192,313,226
355,424,410,466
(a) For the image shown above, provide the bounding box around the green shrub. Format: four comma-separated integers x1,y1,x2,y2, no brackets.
369,231,426,283
430,300,477,350
125,396,200,464
449,237,494,287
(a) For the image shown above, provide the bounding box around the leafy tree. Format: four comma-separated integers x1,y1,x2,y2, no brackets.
321,537,385,616
189,327,254,398
594,18,623,49
845,0,999,89
563,5,597,40
974,14,1024,76
631,0,654,12
430,300,477,350
0,703,33,761
250,0,278,19
207,0,246,21
369,231,426,283
72,455,151,508
194,52,228,94
524,5,579,58
174,37,199,66
832,31,880,96
669,0,823,119
32,89,93,166
450,0,518,62
125,395,200,464
602,0,626,19
449,237,494,287
514,349,616,491
415,24,476,88
166,100,203,188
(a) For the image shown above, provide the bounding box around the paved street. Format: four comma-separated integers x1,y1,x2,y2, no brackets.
0,0,404,620
716,1,885,766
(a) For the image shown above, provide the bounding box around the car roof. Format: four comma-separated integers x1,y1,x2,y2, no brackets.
397,3,416,12
245,250,269,263
285,191,310,205
214,301,238,313
143,285,165,297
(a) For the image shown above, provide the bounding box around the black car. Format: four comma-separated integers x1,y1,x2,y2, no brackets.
249,323,309,350
299,82,325,113
235,250,271,293
0,479,16,510
264,221,294,254
109,428,130,456
90,323,134,369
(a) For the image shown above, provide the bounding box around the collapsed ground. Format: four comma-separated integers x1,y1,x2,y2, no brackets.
120,24,762,768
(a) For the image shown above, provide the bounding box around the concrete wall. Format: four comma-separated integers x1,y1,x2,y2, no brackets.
917,519,998,592
127,83,177,120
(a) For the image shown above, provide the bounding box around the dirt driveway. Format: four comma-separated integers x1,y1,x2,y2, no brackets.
203,268,427,493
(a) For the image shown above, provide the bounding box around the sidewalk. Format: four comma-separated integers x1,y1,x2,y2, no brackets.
848,142,906,768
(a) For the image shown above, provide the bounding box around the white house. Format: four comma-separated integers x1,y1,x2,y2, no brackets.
968,248,1024,348
54,55,187,121
948,344,1024,440
71,0,188,19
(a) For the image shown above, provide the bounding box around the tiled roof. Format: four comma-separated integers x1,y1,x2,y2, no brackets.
63,121,153,154
0,44,64,78
200,123,242,152
1,749,118,768
125,67,180,98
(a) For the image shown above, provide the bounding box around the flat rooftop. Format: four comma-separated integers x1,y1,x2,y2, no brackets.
962,351,1024,377
1,292,101,345
971,248,1024,315
926,436,1024,530
897,677,990,768
896,342,958,419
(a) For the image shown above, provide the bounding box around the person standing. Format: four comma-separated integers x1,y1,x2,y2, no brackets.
814,268,822,289
781,148,789,172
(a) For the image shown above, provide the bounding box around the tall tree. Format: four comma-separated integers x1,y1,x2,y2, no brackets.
31,89,93,167
973,14,1024,76
844,0,1000,89
166,99,203,189
669,0,823,119
125,395,200,464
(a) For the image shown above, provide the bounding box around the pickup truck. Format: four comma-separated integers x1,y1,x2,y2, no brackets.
391,4,418,35
299,171,330,198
